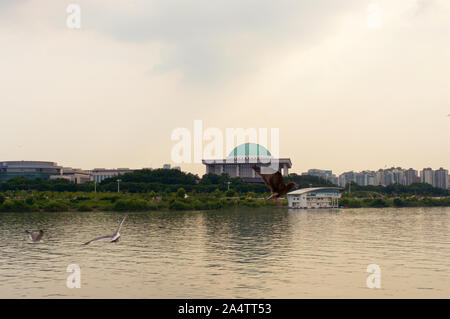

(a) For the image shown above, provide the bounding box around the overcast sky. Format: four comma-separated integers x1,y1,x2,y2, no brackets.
0,0,448,175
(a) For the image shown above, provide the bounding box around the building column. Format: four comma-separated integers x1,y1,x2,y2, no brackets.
236,165,239,177
283,164,289,177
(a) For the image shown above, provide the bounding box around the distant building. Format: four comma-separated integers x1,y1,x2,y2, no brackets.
91,168,134,184
162,164,181,171
302,169,338,185
202,143,292,183
366,172,378,186
337,167,448,188
376,169,385,186
338,171,356,187
287,187,341,209
420,168,434,186
0,161,62,182
434,168,448,189
356,171,378,186
404,168,419,185
50,167,92,184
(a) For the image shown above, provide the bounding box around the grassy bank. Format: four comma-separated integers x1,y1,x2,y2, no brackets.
339,196,450,208
0,190,279,212
0,190,448,212
1,171,449,212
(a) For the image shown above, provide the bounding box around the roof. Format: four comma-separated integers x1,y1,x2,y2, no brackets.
287,187,342,195
227,143,271,157
0,161,60,168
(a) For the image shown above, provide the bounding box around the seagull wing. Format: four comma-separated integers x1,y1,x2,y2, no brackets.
83,235,113,245
115,214,128,233
25,231,34,241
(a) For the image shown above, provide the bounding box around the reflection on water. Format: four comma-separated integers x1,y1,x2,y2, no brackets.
0,207,449,298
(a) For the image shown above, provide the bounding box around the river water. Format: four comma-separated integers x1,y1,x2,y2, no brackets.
0,207,449,298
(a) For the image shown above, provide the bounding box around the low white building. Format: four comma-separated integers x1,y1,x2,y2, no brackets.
50,167,92,184
91,168,134,184
287,187,341,209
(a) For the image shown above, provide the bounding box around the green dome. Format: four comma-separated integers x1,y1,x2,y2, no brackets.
227,143,271,157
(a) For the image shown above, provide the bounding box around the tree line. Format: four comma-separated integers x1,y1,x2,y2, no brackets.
0,169,448,196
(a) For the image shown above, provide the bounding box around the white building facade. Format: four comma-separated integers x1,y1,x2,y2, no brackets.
91,168,134,184
50,167,92,184
287,187,341,209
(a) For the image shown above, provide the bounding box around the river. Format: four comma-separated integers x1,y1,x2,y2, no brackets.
0,207,449,298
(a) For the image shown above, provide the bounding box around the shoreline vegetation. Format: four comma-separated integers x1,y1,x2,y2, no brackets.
0,169,449,212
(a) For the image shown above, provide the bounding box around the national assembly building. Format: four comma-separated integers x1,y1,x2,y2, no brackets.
202,143,292,183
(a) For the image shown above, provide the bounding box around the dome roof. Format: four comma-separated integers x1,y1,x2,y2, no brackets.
227,143,271,158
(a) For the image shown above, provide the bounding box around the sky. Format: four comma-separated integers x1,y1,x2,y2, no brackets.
0,0,449,176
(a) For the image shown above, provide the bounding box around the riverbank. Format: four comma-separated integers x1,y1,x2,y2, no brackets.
0,190,449,212
340,196,450,208
0,190,278,212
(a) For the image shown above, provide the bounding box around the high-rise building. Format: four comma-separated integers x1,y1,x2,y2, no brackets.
376,169,385,186
337,167,448,188
302,169,338,185
434,168,448,189
384,170,394,185
338,171,356,187
420,168,434,185
404,168,419,185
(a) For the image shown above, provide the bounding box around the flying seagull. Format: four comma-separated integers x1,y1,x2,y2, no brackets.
252,165,298,202
83,214,128,245
25,230,44,243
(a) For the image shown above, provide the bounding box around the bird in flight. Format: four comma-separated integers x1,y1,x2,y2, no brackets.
83,213,128,245
252,165,298,204
25,230,44,243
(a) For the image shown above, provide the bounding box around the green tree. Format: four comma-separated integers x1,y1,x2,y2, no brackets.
226,189,237,197
176,188,186,199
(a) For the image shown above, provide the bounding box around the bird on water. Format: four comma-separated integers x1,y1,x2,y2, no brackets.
252,165,298,204
25,230,44,243
83,213,128,245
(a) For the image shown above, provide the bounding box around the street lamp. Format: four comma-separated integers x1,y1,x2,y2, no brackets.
116,179,121,193
226,181,231,191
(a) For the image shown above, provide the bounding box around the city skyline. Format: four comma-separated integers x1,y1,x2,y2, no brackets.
0,157,449,179
1,159,448,189
1,1,449,176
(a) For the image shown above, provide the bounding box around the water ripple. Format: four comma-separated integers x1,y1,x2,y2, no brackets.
0,207,449,298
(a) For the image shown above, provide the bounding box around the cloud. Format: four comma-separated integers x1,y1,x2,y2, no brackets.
80,0,362,85
0,0,449,173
